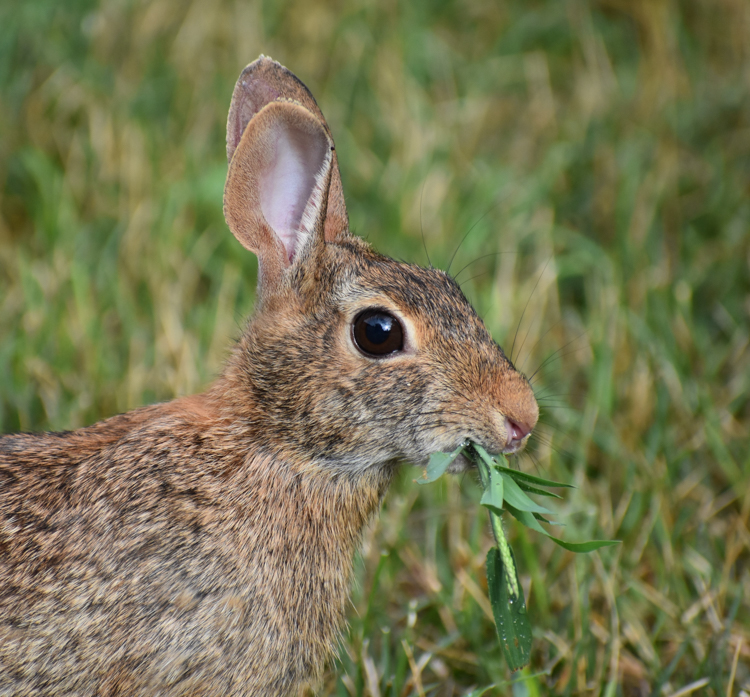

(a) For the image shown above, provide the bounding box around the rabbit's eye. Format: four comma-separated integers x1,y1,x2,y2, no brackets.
352,310,404,357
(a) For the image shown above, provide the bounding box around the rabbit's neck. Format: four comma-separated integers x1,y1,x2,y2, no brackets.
218,431,395,688
162,391,396,688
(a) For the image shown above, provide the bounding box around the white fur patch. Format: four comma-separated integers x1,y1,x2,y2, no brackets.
260,122,330,262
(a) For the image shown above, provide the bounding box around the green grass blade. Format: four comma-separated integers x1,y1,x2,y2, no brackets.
506,504,619,552
547,538,621,553
505,504,551,537
465,686,496,697
499,472,554,515
486,546,532,671
533,512,564,526
480,463,504,511
493,463,574,489
515,482,563,499
471,442,505,469
414,444,464,484
473,442,572,491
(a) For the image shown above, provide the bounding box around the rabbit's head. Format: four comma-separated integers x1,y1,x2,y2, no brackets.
223,57,538,474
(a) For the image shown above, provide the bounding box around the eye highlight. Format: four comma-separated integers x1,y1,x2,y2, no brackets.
351,309,404,357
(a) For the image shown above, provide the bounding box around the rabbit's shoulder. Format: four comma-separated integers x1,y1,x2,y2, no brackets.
0,397,230,570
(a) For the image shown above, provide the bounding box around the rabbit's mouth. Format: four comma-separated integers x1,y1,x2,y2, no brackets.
502,418,533,454
441,424,532,473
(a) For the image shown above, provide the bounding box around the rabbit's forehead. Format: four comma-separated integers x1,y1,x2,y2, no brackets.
336,257,493,342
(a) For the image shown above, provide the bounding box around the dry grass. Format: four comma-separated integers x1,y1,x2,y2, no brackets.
1,0,749,694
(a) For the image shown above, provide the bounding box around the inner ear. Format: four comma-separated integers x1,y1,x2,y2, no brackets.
261,119,329,263
227,58,350,244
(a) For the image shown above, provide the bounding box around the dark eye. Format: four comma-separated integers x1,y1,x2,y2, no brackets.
352,309,404,357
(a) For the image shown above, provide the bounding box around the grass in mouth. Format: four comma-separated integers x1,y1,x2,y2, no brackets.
417,442,619,671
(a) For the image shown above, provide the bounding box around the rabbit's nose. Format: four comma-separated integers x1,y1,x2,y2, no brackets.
504,417,532,452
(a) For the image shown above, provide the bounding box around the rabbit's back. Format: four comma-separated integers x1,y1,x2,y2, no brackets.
0,397,391,695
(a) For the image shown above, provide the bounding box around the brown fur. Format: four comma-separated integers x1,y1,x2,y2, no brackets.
0,56,538,696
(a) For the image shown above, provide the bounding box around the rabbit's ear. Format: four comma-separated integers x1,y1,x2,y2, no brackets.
226,56,348,243
223,100,333,293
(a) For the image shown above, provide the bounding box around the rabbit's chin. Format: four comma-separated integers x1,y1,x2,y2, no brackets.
446,453,474,474
404,454,476,474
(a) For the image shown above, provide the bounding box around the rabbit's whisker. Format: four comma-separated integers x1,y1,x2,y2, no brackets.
419,179,432,268
446,194,509,275
452,251,507,284
519,318,564,373
528,331,588,383
511,257,551,365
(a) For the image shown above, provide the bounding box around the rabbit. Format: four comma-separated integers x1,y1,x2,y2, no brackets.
0,56,539,696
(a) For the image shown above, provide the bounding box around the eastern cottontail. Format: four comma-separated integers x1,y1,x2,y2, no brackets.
0,56,538,696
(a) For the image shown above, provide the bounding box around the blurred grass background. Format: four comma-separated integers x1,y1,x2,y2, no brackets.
1,0,749,694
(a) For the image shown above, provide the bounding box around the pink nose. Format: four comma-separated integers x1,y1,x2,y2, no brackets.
506,418,532,447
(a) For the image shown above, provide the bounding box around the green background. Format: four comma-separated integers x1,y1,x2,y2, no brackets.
1,0,748,694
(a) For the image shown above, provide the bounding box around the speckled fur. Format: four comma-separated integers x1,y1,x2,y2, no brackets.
0,57,538,696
